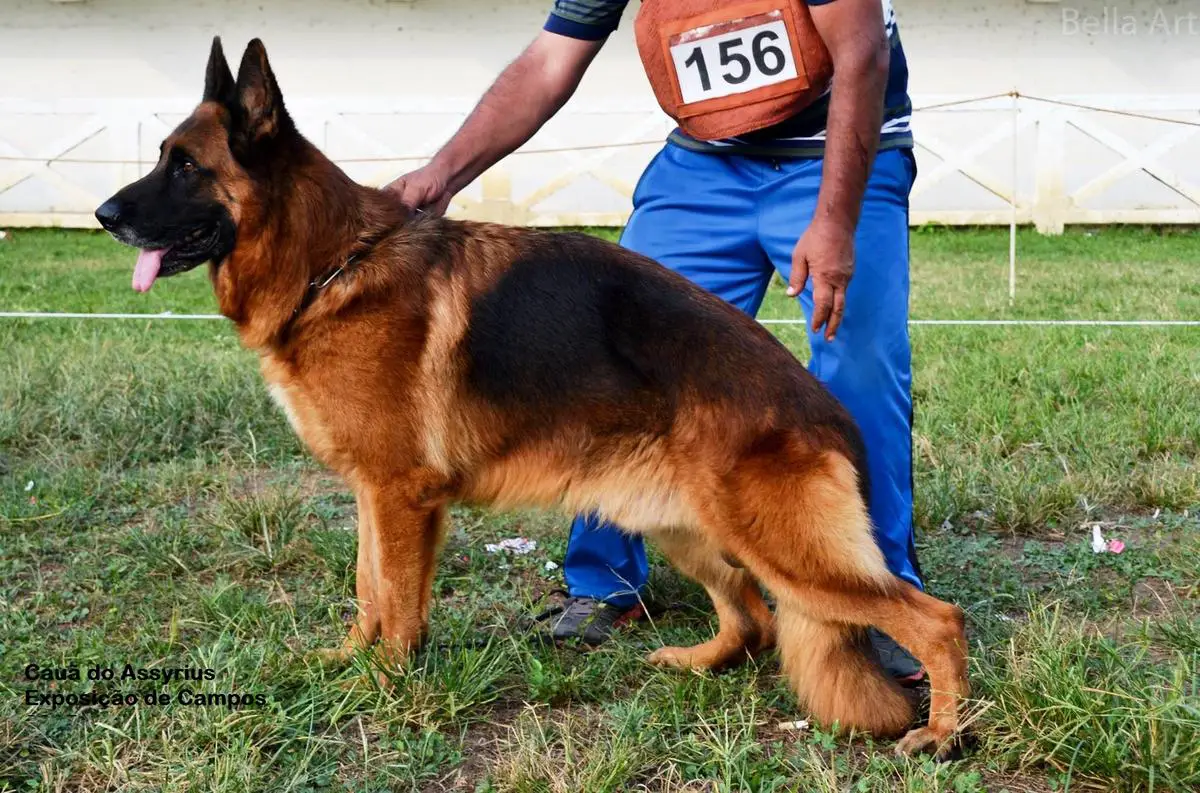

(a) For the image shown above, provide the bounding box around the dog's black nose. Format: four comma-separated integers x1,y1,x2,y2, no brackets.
94,199,123,231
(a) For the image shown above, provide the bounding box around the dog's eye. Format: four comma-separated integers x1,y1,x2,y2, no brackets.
180,160,197,174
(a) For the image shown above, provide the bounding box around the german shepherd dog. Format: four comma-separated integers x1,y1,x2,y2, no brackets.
95,38,968,758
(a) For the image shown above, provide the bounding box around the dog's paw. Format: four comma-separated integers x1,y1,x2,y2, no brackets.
647,646,693,669
309,646,354,667
647,645,711,671
894,726,962,762
647,640,754,672
374,669,401,692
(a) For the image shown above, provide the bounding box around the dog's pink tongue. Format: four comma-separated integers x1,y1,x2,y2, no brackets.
132,249,166,292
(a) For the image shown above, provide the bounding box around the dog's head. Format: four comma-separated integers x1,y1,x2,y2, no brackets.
94,37,292,292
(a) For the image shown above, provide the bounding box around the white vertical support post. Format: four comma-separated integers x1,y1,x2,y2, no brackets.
475,170,527,225
1009,91,1018,304
1034,105,1068,235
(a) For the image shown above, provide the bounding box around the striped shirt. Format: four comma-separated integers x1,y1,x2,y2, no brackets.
545,0,913,158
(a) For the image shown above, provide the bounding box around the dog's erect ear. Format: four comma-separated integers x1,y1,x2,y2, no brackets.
234,39,288,144
203,37,237,108
203,37,236,107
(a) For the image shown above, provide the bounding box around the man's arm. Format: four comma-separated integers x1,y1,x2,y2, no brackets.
788,0,890,341
385,31,605,214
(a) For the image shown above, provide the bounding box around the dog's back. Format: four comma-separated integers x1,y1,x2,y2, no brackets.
463,229,866,452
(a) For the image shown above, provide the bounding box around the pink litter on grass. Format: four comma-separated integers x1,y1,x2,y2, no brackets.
1091,525,1126,555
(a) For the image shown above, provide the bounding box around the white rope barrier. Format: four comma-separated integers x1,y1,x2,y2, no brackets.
2,311,1197,327
0,311,223,320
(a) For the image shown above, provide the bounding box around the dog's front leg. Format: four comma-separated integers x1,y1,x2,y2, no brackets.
363,478,446,687
314,491,381,667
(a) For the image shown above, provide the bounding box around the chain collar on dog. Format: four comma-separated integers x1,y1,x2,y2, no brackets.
294,248,364,314
302,245,367,300
277,210,423,344
278,240,380,344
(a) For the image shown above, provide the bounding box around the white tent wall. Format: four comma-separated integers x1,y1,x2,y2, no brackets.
1,0,1198,231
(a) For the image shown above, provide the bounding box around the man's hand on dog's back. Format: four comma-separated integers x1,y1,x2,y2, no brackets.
385,163,453,217
383,30,605,216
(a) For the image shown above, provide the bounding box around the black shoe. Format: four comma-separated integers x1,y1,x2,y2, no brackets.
868,627,926,686
530,593,646,646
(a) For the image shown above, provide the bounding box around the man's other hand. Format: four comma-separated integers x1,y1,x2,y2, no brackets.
788,221,855,341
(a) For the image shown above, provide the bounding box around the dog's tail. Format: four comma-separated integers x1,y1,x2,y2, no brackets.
775,605,915,737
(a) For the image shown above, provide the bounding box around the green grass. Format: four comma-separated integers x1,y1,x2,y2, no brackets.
1,226,1198,791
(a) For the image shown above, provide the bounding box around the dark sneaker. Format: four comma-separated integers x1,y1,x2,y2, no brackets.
531,593,645,646
868,627,926,686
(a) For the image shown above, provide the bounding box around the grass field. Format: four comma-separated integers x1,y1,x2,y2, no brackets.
1,225,1198,792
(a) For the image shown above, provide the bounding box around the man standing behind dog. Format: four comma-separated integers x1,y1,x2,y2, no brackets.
387,0,925,681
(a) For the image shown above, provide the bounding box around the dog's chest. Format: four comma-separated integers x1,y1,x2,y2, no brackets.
261,358,340,467
267,381,303,435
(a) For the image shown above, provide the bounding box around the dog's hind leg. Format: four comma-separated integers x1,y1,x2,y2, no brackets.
645,528,774,672
845,586,969,759
774,584,968,759
718,449,969,757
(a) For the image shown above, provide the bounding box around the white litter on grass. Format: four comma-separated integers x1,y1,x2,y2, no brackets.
24,480,34,492
544,561,559,571
777,719,810,732
485,537,538,555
